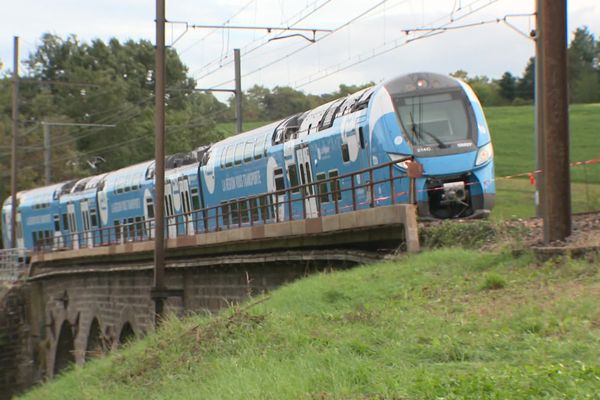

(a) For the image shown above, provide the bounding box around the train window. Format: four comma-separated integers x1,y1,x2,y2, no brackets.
341,143,350,163
299,163,307,195
230,201,239,225
288,165,300,193
234,143,244,165
220,148,227,168
82,211,90,231
53,215,60,232
220,201,230,227
240,198,249,223
328,170,342,200
263,134,270,157
244,141,254,162
62,214,69,230
305,162,313,195
358,127,366,149
191,188,200,210
225,146,235,168
274,168,285,192
168,195,175,216
251,198,259,222
253,138,263,160
90,210,98,227
320,98,344,130
317,173,329,203
146,198,155,219
145,165,155,180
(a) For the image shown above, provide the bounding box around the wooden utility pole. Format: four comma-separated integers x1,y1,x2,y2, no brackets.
153,0,167,323
534,0,544,218
151,0,183,326
540,0,571,243
10,37,19,249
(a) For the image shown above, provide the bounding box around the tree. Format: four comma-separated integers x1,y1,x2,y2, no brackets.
568,27,599,103
516,57,535,101
23,34,218,172
0,34,220,202
498,72,517,102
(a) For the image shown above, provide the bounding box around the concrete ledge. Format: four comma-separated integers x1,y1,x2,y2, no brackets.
322,214,340,232
30,204,420,268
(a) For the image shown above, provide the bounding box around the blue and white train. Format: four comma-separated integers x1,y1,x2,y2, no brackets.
2,72,495,252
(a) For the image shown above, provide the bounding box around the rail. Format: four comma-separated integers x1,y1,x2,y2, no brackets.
33,158,415,254
0,248,30,281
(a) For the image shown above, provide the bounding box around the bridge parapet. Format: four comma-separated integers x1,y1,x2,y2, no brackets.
30,204,418,268
0,249,30,282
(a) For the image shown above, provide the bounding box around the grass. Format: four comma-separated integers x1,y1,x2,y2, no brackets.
217,103,600,219
21,248,600,399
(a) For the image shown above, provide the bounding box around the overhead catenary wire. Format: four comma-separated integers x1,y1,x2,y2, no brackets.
187,0,335,82
177,0,258,54
292,0,504,89
208,0,393,89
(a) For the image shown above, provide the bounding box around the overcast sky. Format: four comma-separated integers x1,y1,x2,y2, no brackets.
1,0,599,99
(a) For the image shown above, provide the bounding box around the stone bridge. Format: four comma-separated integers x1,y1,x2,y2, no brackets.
0,204,418,398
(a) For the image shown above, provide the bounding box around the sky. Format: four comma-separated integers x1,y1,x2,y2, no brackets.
0,0,599,100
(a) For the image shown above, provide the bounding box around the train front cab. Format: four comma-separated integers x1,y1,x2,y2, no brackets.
377,72,495,219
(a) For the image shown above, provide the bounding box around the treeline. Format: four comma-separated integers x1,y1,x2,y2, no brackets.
0,34,227,202
452,26,600,106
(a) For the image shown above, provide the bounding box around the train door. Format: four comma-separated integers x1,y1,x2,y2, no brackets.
143,189,155,239
267,157,286,222
178,177,194,235
295,144,318,218
164,181,177,238
52,214,62,250
66,202,78,250
15,211,24,249
89,207,99,245
80,200,93,248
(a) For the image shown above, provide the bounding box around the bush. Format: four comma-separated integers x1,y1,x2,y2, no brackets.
421,220,498,249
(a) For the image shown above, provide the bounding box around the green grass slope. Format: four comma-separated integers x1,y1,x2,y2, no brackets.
23,249,600,399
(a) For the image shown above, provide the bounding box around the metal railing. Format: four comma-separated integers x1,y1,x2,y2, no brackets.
0,248,30,281
34,159,414,254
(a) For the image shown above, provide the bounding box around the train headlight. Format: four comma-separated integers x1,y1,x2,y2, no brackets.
475,142,494,166
388,153,411,169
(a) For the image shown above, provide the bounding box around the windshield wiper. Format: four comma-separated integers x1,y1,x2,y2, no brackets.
409,111,449,149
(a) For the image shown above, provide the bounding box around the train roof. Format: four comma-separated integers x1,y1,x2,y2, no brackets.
14,182,66,208
211,120,283,150
103,161,154,192
165,162,199,180
383,72,462,96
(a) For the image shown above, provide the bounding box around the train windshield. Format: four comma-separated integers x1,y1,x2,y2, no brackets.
393,90,473,149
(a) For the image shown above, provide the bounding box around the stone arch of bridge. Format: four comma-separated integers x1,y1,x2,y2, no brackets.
54,320,75,376
85,317,107,361
118,321,135,346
